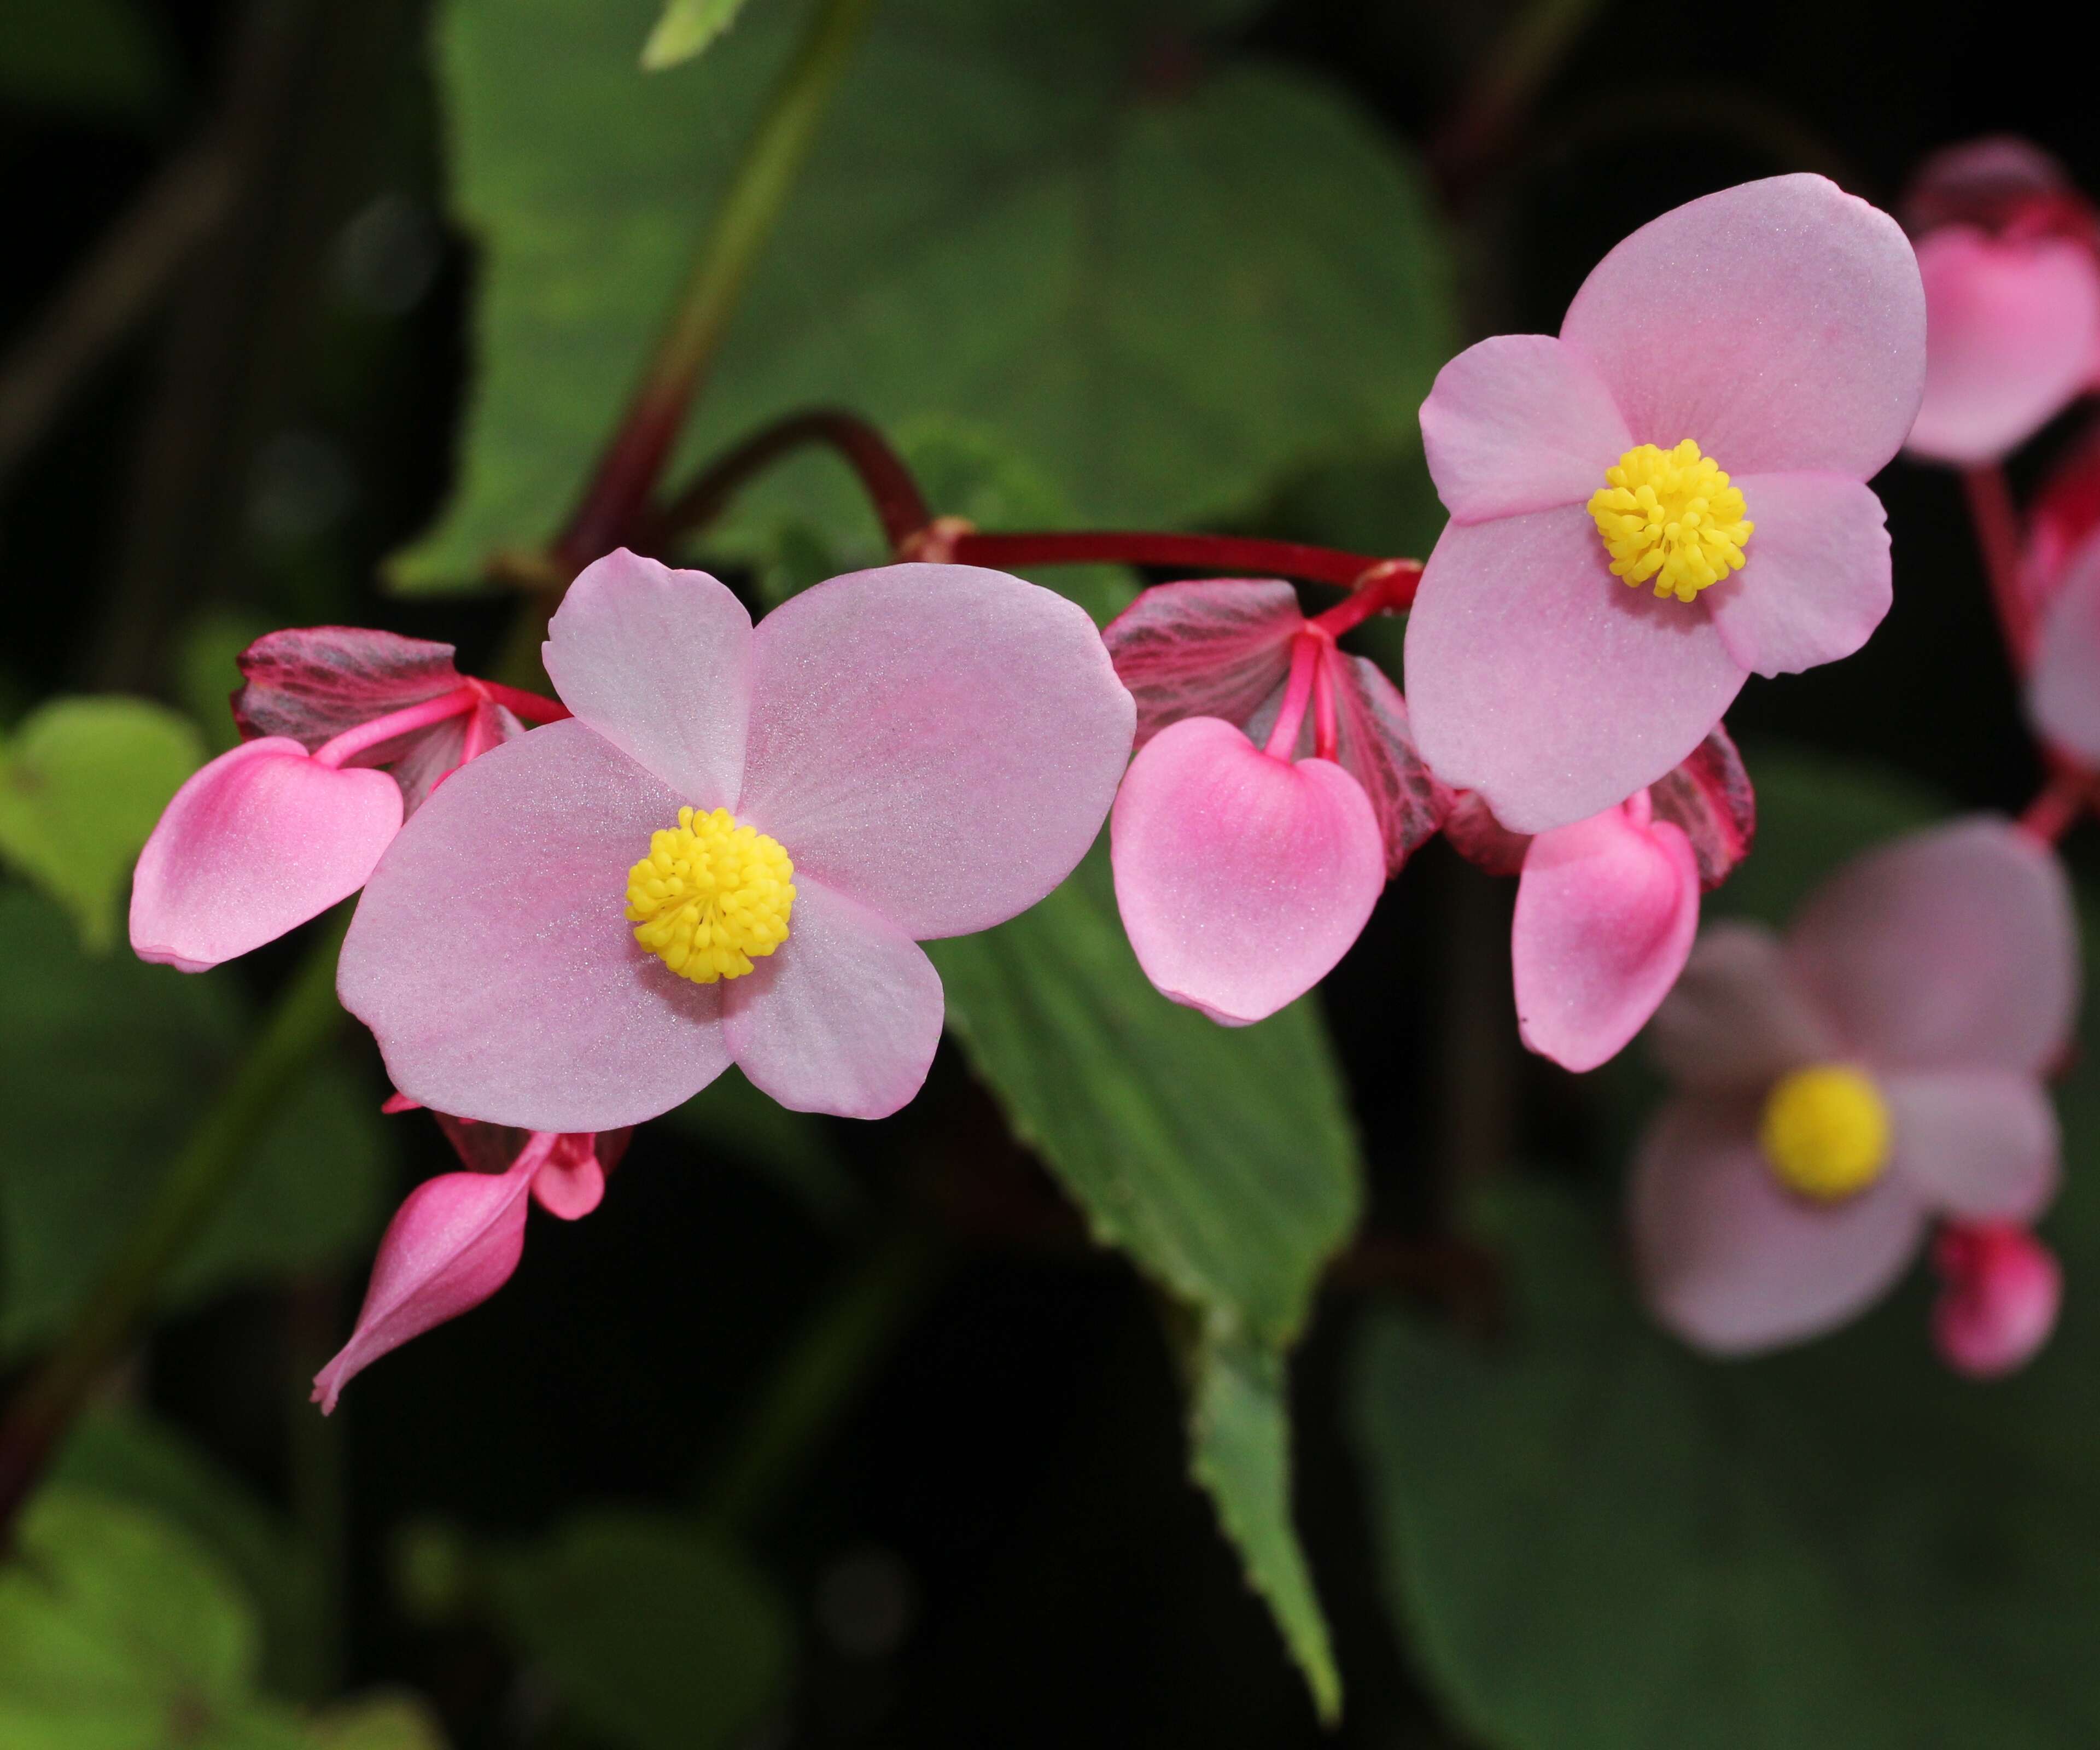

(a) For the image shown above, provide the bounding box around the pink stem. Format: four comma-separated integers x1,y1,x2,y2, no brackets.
457,702,498,766
1962,464,2035,670
2017,771,2089,847
312,688,480,768
1310,558,1425,636
473,679,573,724
1263,634,1324,761
1311,644,1340,762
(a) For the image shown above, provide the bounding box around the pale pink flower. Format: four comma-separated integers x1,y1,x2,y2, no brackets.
1631,817,2076,1364
1101,577,1444,1023
1405,175,1927,833
311,1116,627,1413
1900,138,2100,466
336,552,1135,1129
130,629,565,971
2021,423,2100,763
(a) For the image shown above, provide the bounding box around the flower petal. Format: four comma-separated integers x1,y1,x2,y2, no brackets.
339,719,730,1133
542,549,752,807
1784,815,2079,1074
1904,228,2100,465
1420,333,1634,522
1403,505,1746,834
738,563,1135,939
1647,921,1837,1091
1705,473,1892,678
531,1133,609,1220
1513,800,1701,1072
1329,652,1451,874
2027,533,2100,763
1932,1222,2062,1379
130,739,402,972
722,876,944,1118
311,1142,543,1413
1630,1094,1927,1355
1560,174,1926,478
1102,578,1302,749
234,627,463,748
1110,717,1386,1026
1883,1068,2059,1220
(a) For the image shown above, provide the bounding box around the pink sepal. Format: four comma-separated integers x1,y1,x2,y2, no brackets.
1102,579,1301,750
1647,727,1755,890
1443,791,1531,877
1330,653,1450,874
311,1135,550,1414
130,737,402,972
1512,794,1701,1072
2025,418,2100,616
431,1113,628,1220
1931,1221,2062,1378
234,627,465,748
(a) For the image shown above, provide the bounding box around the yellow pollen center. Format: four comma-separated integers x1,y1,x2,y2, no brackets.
1758,1064,1891,1202
625,806,795,984
1588,440,1754,603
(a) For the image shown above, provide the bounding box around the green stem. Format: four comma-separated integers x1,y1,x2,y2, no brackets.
555,0,879,574
0,913,352,1539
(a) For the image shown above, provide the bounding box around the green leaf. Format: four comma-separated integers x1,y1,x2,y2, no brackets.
485,1510,792,1750
177,610,276,757
1187,1338,1340,1722
639,0,751,69
0,696,204,952
1350,752,2100,1749
0,0,171,120
395,0,1455,588
0,889,390,1354
307,1694,451,1750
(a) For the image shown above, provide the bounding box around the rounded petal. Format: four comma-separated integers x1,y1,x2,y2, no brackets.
1403,505,1746,834
1705,473,1892,678
311,1147,541,1414
738,563,1135,939
1513,803,1701,1072
1560,174,1926,477
130,738,402,972
543,549,752,807
1784,816,2078,1074
1630,1094,1928,1355
1110,718,1385,1026
1932,1222,2062,1379
2027,533,2100,763
723,876,944,1118
1420,333,1634,522
1647,921,1837,1091
1884,1068,2059,1220
531,1134,608,1220
339,720,731,1133
1904,228,2100,466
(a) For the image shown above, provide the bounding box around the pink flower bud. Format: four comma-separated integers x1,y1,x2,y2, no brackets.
1932,1221,2062,1378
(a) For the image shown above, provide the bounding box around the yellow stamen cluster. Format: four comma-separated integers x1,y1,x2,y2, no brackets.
626,807,794,984
1758,1064,1891,1203
1588,440,1754,603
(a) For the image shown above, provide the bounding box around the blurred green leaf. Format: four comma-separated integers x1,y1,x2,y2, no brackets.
639,0,751,70
0,890,390,1354
0,0,171,120
1187,1338,1340,1722
177,610,275,757
396,0,1455,588
1349,751,2100,1749
0,696,203,952
307,1694,450,1750
485,1510,791,1750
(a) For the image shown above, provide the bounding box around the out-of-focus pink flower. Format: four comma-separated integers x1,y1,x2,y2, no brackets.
337,552,1135,1130
1631,817,2076,1365
1404,175,1926,833
311,1118,629,1413
129,629,569,972
1930,1220,2063,1378
2020,424,2100,762
1899,140,2100,466
1101,576,1444,1022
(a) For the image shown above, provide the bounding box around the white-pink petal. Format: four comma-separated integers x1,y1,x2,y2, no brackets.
543,549,752,809
737,563,1134,940
1646,922,1837,1092
1883,1068,2060,1221
2027,531,2100,763
1705,473,1892,678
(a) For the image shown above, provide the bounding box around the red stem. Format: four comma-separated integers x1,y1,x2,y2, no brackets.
947,530,1398,591
1962,464,2035,669
1264,635,1324,760
472,679,573,724
2019,770,2092,847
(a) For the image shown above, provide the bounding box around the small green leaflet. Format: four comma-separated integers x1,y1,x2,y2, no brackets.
640,0,752,69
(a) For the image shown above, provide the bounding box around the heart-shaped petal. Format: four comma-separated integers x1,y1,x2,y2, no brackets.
1513,797,1701,1071
130,737,403,972
1110,716,1385,1025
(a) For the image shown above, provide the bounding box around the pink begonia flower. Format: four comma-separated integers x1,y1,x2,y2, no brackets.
130,628,567,972
1452,730,1754,1071
1101,576,1445,1023
337,552,1135,1129
2020,425,2100,763
311,1117,629,1413
1631,816,2076,1365
1404,174,1927,834
1901,138,2100,465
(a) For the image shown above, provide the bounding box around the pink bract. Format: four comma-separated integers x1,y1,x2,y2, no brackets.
1632,817,2075,1360
337,553,1135,1131
1405,175,1926,833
